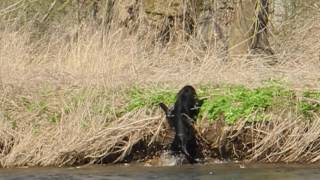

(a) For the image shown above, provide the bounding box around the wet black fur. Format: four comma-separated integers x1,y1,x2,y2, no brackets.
159,85,203,163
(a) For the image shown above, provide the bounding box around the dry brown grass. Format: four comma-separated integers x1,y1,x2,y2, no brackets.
0,7,320,167
0,105,165,167
1,12,320,90
235,113,320,163
197,111,320,164
249,113,320,163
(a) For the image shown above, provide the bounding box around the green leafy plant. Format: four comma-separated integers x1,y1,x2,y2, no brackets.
199,85,292,124
299,91,320,116
126,87,176,111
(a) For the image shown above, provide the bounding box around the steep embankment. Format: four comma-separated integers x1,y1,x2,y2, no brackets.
0,0,320,168
1,83,320,167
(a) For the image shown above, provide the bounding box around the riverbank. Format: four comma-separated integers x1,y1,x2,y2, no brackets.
1,0,320,168
1,83,320,167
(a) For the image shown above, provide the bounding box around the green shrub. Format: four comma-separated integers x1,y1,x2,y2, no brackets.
199,85,293,124
126,87,176,111
299,91,320,116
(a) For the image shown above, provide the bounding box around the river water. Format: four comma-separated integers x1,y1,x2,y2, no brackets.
1,163,320,180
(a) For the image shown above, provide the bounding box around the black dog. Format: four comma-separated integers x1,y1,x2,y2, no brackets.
159,85,203,163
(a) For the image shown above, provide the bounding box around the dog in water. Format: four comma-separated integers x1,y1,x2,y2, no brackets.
159,85,203,163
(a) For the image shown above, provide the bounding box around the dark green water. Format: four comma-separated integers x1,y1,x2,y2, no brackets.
1,164,320,180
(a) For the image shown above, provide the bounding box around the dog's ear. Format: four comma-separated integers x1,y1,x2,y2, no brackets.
159,103,169,115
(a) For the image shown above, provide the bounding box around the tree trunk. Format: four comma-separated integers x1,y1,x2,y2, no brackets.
229,0,273,56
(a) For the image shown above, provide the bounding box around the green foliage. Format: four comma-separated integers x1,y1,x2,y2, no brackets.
298,91,320,116
21,96,49,114
20,95,60,124
124,84,302,125
48,112,61,123
67,91,87,113
12,83,320,126
199,85,293,124
126,87,176,111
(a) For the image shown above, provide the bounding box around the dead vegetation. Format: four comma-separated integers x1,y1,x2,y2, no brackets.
3,99,320,167
0,0,320,168
0,107,165,167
